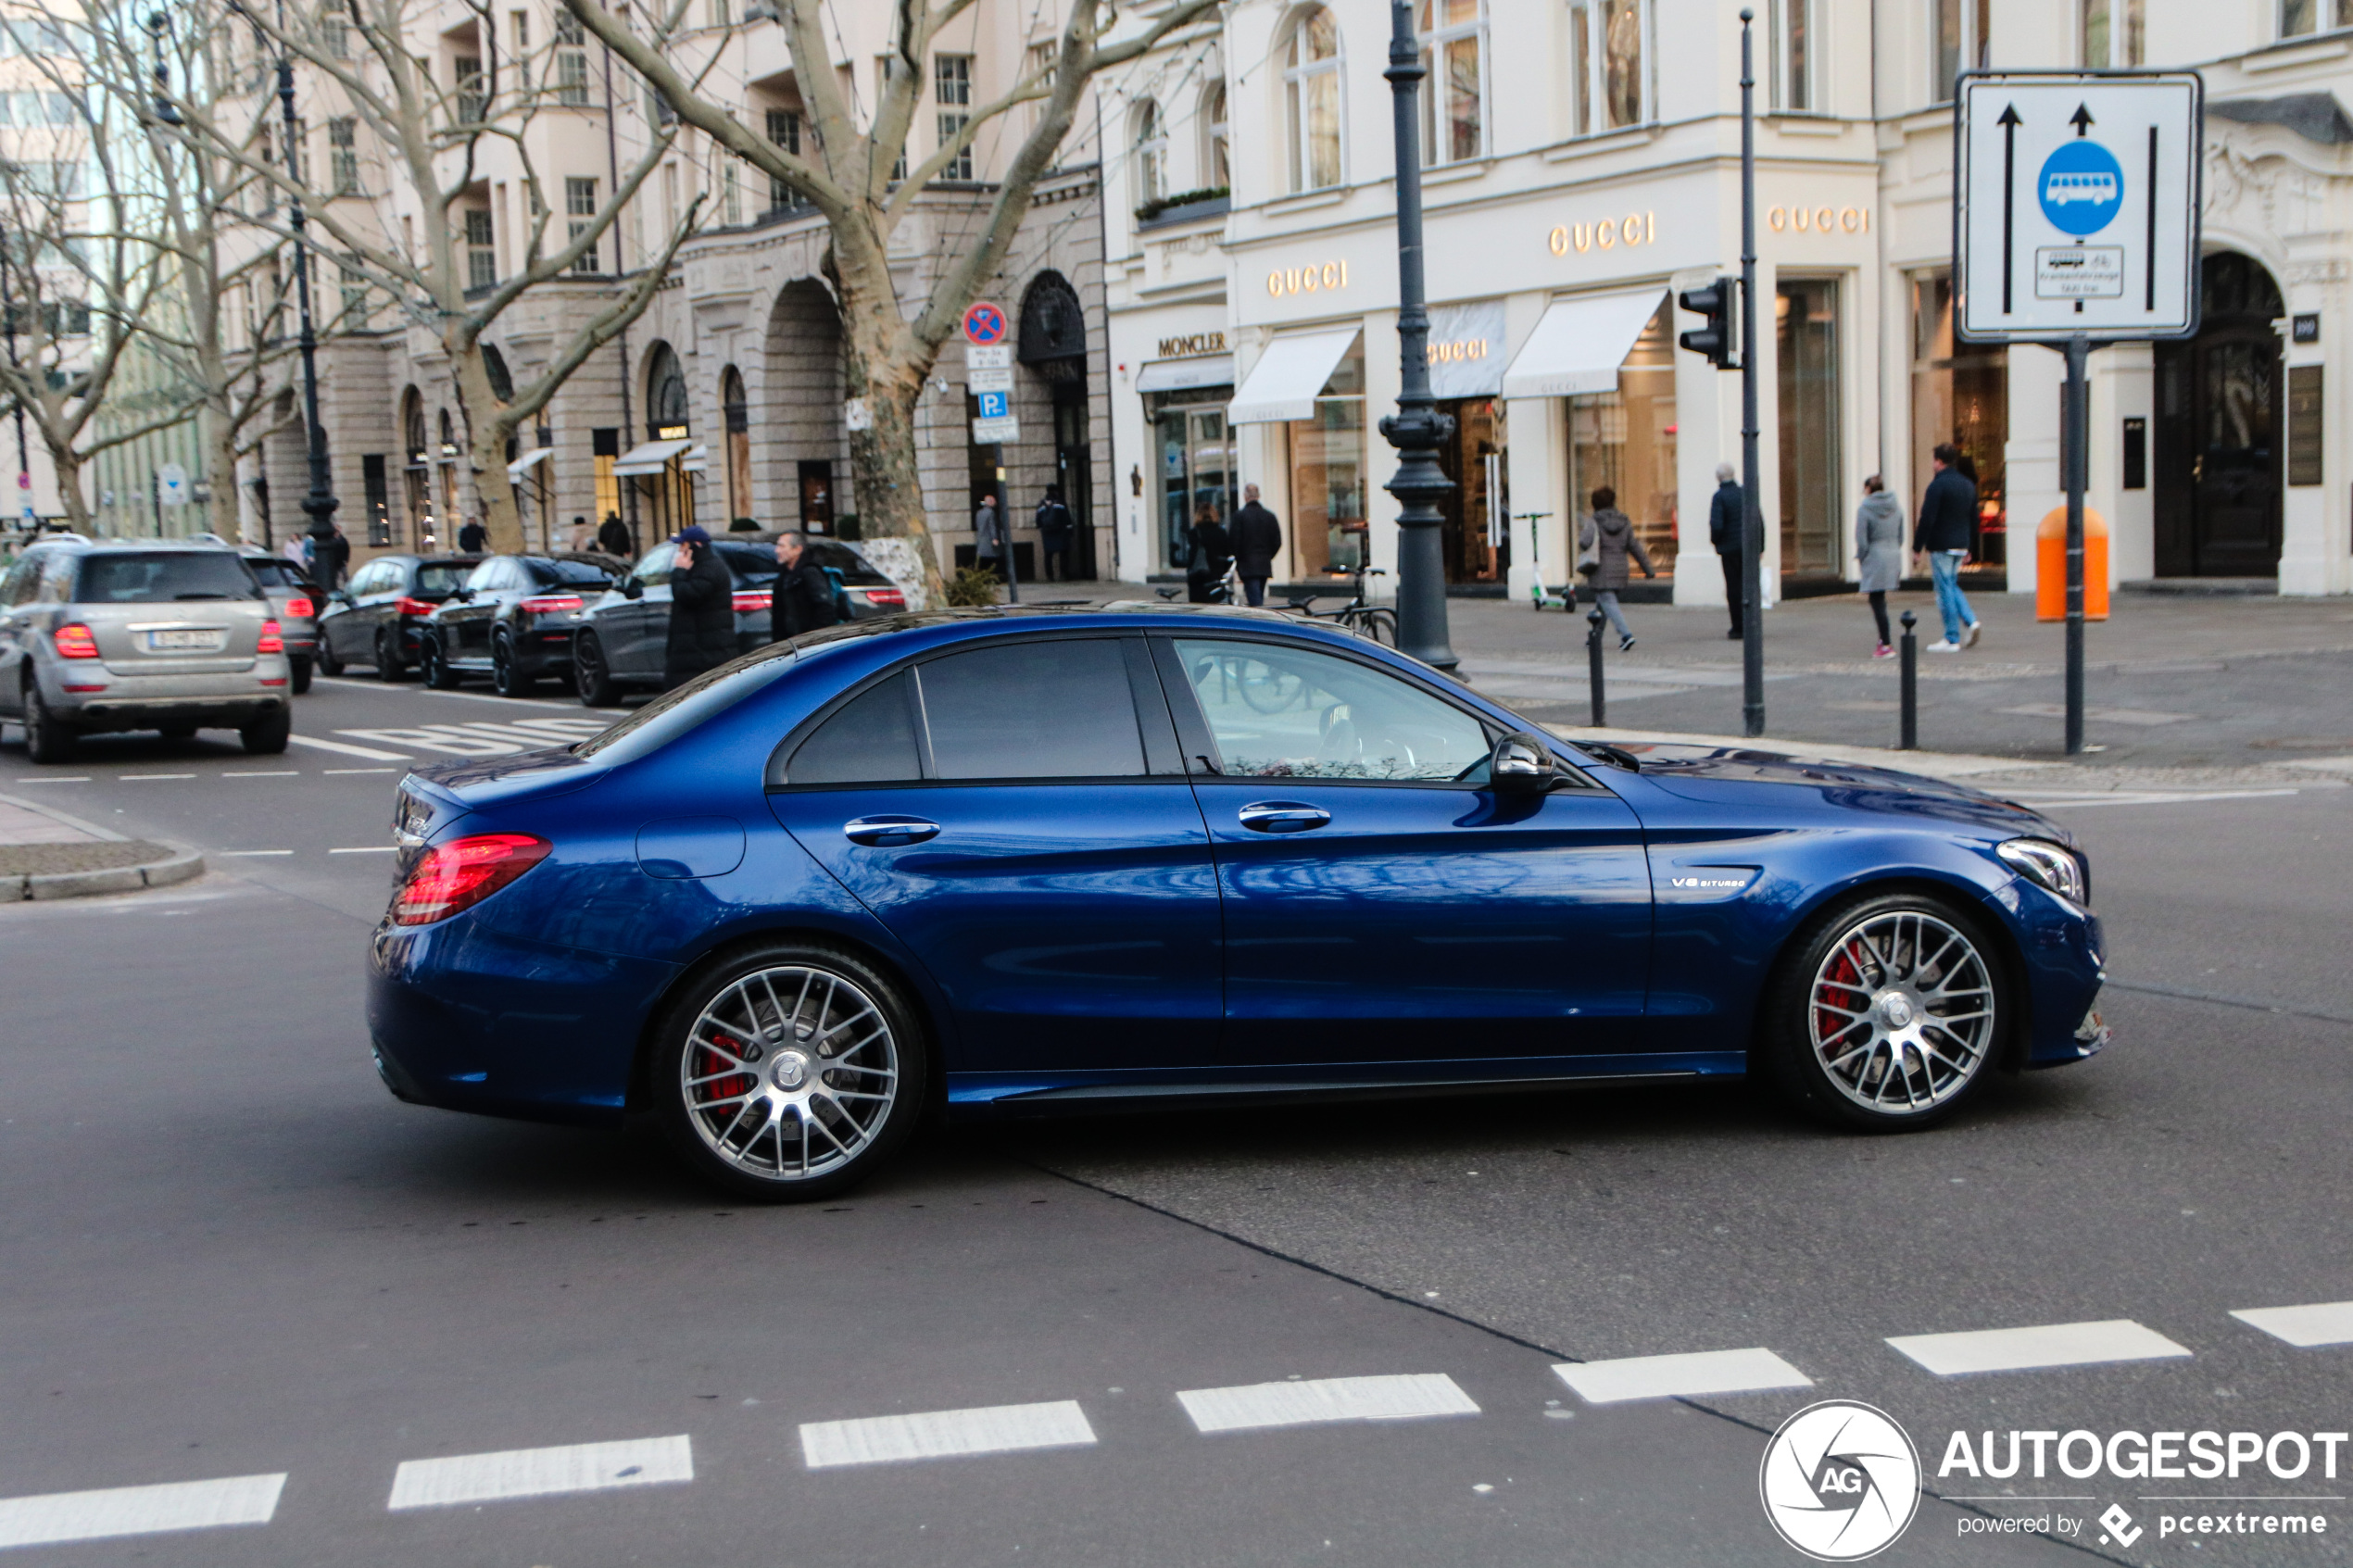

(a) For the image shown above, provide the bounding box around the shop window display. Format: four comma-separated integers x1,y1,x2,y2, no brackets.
1566,301,1677,577
1287,342,1368,576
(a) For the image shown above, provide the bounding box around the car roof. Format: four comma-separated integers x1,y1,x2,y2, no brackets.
27,535,244,553
774,601,1326,659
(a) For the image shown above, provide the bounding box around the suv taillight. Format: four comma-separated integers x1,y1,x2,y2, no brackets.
258,620,284,654
53,622,99,659
519,594,583,614
282,596,313,619
390,834,552,925
732,590,769,614
395,596,435,618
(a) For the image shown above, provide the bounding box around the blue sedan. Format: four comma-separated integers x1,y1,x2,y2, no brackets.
367,607,2108,1199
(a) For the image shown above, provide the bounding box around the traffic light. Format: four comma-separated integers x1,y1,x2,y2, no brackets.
1678,276,1738,369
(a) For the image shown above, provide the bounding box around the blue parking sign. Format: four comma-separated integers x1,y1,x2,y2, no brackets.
975,390,1009,419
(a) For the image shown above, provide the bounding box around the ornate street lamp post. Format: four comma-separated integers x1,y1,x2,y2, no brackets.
274,57,341,579
1378,0,1455,671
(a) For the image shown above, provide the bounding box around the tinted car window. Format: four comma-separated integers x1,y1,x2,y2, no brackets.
786,671,924,785
715,541,778,586
531,558,617,587
1174,638,1489,782
916,639,1145,780
800,541,889,583
247,559,306,588
414,562,473,596
462,558,504,591
74,552,261,604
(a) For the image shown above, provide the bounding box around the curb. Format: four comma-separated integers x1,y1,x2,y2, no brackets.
8,844,206,902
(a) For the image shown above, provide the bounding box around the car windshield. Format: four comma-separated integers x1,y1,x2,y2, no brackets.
573,645,799,766
528,558,618,587
715,541,779,587
414,562,473,596
74,552,262,604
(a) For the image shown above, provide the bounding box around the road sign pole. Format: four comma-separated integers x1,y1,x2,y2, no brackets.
1739,9,1764,738
2062,332,2089,755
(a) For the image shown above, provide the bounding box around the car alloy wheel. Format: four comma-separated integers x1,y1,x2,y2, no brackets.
421,636,460,690
653,947,926,1200
1766,892,2005,1130
374,628,406,681
491,633,535,697
22,684,73,763
573,632,620,707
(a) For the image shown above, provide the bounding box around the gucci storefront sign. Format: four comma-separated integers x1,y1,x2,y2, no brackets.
1768,205,1871,233
1266,259,1351,297
1549,211,1657,255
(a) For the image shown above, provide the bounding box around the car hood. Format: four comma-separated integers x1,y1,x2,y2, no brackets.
1616,744,2070,845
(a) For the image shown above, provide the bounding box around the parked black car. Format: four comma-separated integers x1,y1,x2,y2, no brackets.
418,553,622,696
314,554,484,679
570,535,902,706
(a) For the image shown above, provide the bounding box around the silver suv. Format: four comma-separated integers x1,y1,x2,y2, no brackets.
0,536,294,763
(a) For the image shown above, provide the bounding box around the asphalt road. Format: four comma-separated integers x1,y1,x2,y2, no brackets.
1,676,2348,1566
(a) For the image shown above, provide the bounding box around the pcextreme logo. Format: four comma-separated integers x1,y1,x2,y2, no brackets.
1761,1401,1923,1561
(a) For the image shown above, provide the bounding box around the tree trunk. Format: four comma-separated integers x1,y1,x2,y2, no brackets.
46,441,89,533
837,273,945,606
204,391,245,545
448,338,525,554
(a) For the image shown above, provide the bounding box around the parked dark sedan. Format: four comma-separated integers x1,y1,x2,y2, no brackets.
371,607,2109,1202
570,536,901,706
419,553,621,696
315,554,483,680
240,553,322,693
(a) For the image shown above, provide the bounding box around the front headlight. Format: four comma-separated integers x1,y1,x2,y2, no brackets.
1998,838,2089,905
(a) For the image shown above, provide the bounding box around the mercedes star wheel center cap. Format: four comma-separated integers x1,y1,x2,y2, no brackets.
1881,994,1917,1030
770,1050,812,1091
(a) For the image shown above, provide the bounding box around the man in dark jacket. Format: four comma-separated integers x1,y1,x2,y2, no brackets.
457,516,487,553
769,530,840,641
1035,487,1076,582
1185,504,1233,603
598,511,634,558
1913,444,1981,651
1231,483,1283,607
1705,462,1745,638
663,525,738,687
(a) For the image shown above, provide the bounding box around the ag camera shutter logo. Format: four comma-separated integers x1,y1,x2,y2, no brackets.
1760,1400,1921,1561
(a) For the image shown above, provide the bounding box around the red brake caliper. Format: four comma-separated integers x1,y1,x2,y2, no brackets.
1816,949,1864,1047
699,1033,755,1113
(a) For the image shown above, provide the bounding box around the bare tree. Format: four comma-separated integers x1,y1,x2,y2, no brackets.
178,0,701,553
560,0,1220,597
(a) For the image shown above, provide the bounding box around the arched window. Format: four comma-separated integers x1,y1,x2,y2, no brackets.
648,342,688,437
1420,0,1485,164
1283,7,1343,193
1201,81,1229,189
1565,0,1650,134
1132,99,1166,207
721,365,752,529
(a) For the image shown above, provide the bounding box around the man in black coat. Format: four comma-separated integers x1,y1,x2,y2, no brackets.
663,525,738,688
1034,486,1076,582
1706,462,1745,638
598,511,634,558
457,516,487,553
769,530,840,642
1912,444,1982,651
1231,483,1283,607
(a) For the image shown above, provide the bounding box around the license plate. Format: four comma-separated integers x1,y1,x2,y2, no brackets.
144,628,227,652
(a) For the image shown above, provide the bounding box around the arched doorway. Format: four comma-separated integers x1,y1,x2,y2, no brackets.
721,366,753,530
1018,270,1092,577
640,341,693,537
764,280,845,534
2155,251,2283,577
401,389,429,549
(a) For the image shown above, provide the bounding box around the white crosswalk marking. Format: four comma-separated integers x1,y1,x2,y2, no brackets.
288,734,411,760
1552,1348,1814,1405
333,718,610,759
1887,1319,2192,1376
0,1473,284,1549
1177,1374,1479,1433
2231,1302,2353,1348
799,1400,1096,1469
385,1435,692,1510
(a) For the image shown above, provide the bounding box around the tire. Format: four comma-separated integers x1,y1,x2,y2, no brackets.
1359,608,1399,646
573,632,621,707
373,627,406,682
315,641,344,678
420,635,460,690
650,943,930,1202
1760,890,2010,1132
288,656,313,695
239,708,292,756
159,724,197,741
22,684,74,763
491,633,536,697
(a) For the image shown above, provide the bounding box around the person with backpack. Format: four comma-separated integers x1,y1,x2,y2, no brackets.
1578,486,1655,652
770,530,841,641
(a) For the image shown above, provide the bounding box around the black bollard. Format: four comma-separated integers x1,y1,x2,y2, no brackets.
1586,606,1607,728
1898,609,1919,751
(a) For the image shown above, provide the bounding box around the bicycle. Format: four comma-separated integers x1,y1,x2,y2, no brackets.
1153,563,1239,606
1282,566,1396,646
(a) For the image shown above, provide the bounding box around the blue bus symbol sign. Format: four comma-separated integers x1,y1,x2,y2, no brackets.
2038,140,2125,236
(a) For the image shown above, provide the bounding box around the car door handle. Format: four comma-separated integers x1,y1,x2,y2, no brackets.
1239,801,1331,834
843,815,941,847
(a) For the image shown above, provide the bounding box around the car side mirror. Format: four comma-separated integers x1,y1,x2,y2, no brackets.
1490,732,1559,797
621,578,643,600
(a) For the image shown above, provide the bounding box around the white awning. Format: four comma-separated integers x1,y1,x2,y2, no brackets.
506,446,553,482
681,443,709,474
1227,329,1361,425
611,438,692,476
1500,289,1667,400
1137,354,1235,395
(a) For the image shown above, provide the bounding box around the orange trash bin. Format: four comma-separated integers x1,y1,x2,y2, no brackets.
2036,506,2108,622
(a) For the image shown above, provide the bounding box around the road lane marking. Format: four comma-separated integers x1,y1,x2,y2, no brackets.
0,1473,284,1549
223,771,299,778
1551,1348,1814,1405
800,1400,1095,1468
218,850,295,858
1887,1319,2192,1376
316,675,590,712
2231,1302,2353,1348
118,773,195,782
328,846,396,855
323,767,397,775
287,734,411,760
1176,1374,1479,1433
335,726,517,757
6,776,89,783
386,1435,691,1510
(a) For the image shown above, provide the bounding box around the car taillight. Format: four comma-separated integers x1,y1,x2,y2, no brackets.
283,596,314,619
53,623,99,659
861,587,907,608
390,833,552,926
519,595,583,614
395,596,435,618
732,590,769,613
258,619,284,653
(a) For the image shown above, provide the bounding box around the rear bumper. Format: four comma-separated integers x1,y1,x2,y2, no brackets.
44,661,294,729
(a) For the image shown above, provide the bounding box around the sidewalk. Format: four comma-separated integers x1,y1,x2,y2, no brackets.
0,791,201,897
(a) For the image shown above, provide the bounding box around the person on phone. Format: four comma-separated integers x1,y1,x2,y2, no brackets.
663,525,736,688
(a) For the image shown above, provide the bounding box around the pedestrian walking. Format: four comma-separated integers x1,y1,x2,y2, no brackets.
769,529,840,641
568,515,596,552
1185,502,1232,603
1232,483,1282,608
1706,461,1744,639
1855,474,1906,659
663,525,737,688
311,523,350,592
1578,486,1655,652
281,535,306,569
1913,443,1982,652
1034,486,1076,582
597,511,633,558
973,491,1005,574
457,515,487,554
